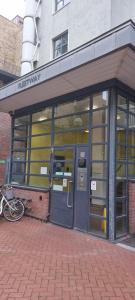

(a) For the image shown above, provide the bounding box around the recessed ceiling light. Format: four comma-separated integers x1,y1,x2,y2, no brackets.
38,116,47,121
93,105,98,110
117,115,121,120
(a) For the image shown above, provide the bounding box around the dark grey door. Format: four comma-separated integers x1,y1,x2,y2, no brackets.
50,145,89,231
74,145,89,232
50,147,75,228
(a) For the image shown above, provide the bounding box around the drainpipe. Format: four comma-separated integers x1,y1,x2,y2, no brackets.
21,0,41,75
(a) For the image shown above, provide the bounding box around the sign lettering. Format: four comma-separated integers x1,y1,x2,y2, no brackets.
18,74,41,89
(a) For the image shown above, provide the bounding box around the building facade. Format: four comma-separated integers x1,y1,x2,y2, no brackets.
0,15,23,184
0,0,135,240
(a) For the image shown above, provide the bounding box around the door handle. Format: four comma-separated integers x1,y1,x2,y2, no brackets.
66,180,73,208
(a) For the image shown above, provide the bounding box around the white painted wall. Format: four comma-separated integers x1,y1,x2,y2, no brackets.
111,0,135,27
37,0,112,67
29,0,135,68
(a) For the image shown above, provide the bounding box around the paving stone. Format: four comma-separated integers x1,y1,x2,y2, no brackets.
0,217,134,300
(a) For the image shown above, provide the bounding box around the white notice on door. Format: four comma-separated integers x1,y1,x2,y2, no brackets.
63,179,67,187
40,167,47,174
91,181,96,191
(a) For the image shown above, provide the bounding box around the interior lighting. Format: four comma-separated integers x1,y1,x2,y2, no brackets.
93,105,98,110
117,115,121,120
102,91,108,101
38,116,47,121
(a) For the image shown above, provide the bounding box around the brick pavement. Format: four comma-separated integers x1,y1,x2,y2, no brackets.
0,217,134,300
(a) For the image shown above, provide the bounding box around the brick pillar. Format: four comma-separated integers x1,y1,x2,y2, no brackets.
128,181,135,234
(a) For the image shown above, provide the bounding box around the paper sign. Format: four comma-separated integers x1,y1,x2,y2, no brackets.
80,152,85,158
91,181,96,191
63,179,67,187
64,172,72,176
40,167,47,175
53,185,63,191
56,172,63,176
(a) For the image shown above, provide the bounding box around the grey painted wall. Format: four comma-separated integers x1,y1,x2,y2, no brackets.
36,0,135,67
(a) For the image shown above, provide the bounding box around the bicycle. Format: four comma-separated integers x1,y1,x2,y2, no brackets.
0,184,25,222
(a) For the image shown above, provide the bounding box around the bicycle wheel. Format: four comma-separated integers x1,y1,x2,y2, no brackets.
3,199,25,222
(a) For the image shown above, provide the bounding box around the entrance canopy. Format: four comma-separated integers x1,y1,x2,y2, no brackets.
0,20,135,113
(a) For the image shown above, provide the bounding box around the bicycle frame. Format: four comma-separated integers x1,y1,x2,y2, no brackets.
0,194,16,214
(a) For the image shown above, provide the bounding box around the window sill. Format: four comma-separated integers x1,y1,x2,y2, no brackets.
12,184,50,193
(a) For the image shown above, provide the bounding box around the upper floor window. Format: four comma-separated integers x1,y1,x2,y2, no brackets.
53,31,68,58
55,0,70,12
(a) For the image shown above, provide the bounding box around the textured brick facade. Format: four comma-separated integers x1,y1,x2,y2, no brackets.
0,112,11,185
0,15,22,76
0,15,23,185
14,188,49,221
128,182,135,234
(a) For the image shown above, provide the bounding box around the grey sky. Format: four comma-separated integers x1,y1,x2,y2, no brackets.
0,0,24,20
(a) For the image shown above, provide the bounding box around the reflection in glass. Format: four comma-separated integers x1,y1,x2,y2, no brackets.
14,115,30,126
90,180,106,198
129,101,135,114
92,91,108,109
13,140,28,150
30,162,50,175
92,145,107,161
116,128,126,144
129,114,135,129
29,176,50,187
116,217,127,237
116,180,126,197
128,147,135,162
54,149,74,160
90,198,106,214
92,127,107,143
55,113,89,130
116,145,126,160
92,109,108,126
128,164,135,178
117,110,127,127
32,108,52,122
54,130,88,145
128,130,135,146
91,162,107,178
13,152,26,161
12,162,26,175
30,148,51,161
31,135,51,147
117,95,127,110
52,178,72,192
53,160,73,176
11,174,27,185
14,126,29,138
54,97,90,117
89,216,106,237
116,198,126,216
116,163,126,178
32,121,51,135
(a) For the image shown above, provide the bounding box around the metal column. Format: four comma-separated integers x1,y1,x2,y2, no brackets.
109,88,117,240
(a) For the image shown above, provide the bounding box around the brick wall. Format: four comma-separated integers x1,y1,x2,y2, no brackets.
0,113,11,185
128,182,135,234
0,15,22,76
14,188,49,221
